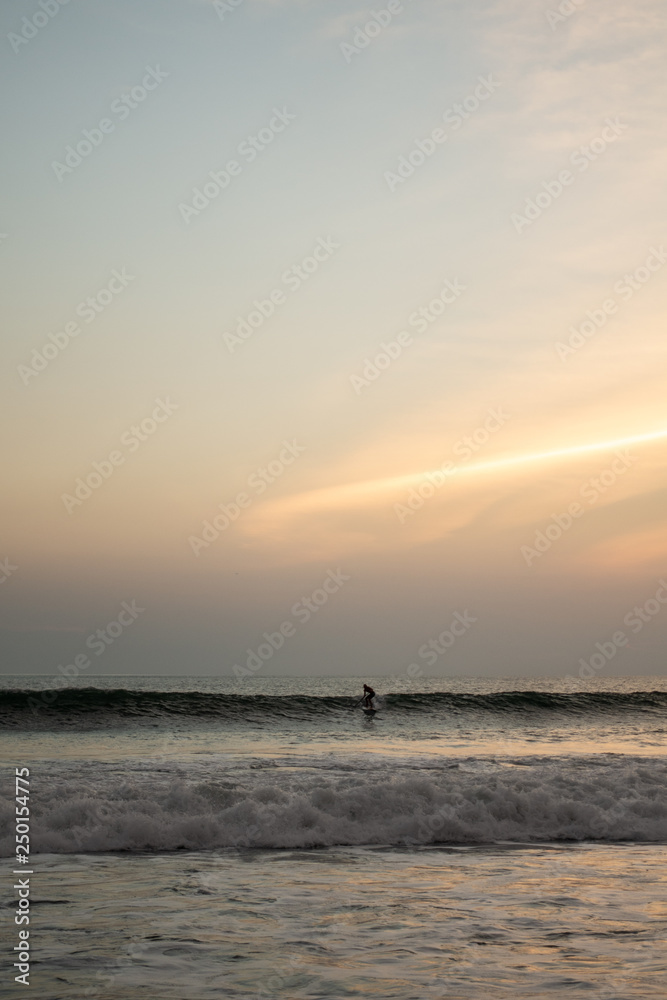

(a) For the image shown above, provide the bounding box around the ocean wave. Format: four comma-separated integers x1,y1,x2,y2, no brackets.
2,688,667,727
2,759,666,854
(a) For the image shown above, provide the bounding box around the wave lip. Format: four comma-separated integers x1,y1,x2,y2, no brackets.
2,759,666,855
2,688,667,727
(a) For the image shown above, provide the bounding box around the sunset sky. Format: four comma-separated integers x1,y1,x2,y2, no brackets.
2,0,666,677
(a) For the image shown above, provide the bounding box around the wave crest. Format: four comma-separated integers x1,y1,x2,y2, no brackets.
2,759,666,854
3,688,667,727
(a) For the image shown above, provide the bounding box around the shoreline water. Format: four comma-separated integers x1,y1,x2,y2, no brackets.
3,675,666,997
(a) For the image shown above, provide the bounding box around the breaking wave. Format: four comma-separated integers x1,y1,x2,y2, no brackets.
2,758,666,854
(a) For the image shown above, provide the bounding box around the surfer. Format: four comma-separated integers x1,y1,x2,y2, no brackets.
362,683,375,709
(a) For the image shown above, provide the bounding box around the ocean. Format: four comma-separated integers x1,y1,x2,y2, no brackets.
2,675,667,999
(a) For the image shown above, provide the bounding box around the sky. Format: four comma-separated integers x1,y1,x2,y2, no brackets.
1,0,666,679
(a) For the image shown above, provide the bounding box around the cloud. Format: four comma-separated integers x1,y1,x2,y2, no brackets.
236,427,667,565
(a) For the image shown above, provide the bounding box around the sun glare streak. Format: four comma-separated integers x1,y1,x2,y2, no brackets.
451,426,667,478
269,426,667,514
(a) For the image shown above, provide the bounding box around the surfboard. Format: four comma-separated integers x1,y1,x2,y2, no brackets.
362,707,376,716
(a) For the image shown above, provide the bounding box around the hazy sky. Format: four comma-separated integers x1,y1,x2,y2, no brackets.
2,0,666,679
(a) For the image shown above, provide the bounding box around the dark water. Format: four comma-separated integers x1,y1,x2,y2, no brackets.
2,675,666,997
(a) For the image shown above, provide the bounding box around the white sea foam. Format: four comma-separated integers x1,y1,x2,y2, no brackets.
2,758,666,855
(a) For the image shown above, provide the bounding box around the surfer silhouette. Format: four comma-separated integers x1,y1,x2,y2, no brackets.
362,683,375,709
